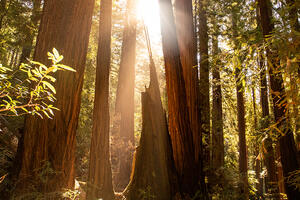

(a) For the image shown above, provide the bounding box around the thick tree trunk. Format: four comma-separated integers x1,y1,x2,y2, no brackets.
124,59,178,200
173,0,205,191
14,0,95,196
258,0,300,199
211,18,224,185
198,0,210,172
86,0,114,199
158,0,207,198
114,0,137,191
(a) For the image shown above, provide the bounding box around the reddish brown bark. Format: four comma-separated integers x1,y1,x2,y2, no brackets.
235,67,249,200
124,59,178,200
258,0,300,199
114,0,137,191
173,0,205,190
14,0,95,195
86,0,114,199
159,0,207,198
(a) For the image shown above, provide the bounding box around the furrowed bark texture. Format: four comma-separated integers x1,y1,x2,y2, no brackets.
174,0,201,167
15,0,95,195
258,0,300,199
86,0,114,199
124,59,178,200
114,0,137,190
159,0,207,198
173,0,206,193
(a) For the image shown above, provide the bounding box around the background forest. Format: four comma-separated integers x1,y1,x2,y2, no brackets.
0,0,299,199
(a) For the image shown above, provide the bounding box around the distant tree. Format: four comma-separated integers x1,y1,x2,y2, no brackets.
232,4,249,199
18,0,42,65
86,0,114,199
114,0,137,190
211,15,224,185
197,0,210,173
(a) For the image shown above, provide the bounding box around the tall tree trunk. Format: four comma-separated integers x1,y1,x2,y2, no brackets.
286,0,300,150
86,0,114,199
258,53,279,198
19,0,42,65
14,0,95,196
0,0,7,30
235,67,249,200
198,0,210,172
211,18,224,185
173,0,205,190
124,58,178,200
158,0,207,198
257,0,300,199
114,0,137,191
232,8,249,199
252,87,263,197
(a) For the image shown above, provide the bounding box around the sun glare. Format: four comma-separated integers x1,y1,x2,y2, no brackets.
137,0,161,36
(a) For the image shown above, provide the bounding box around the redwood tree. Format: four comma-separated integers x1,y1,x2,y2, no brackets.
19,0,42,65
159,0,207,197
86,0,114,199
211,17,224,183
114,0,137,190
232,7,249,199
198,0,210,171
258,0,300,199
173,0,204,186
14,0,95,195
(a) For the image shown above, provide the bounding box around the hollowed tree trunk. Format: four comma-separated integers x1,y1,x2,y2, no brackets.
124,59,178,200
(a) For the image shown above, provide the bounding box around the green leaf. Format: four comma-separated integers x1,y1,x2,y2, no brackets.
56,64,76,72
42,81,56,94
53,48,59,59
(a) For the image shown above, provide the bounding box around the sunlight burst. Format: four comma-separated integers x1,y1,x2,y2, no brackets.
137,0,161,34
